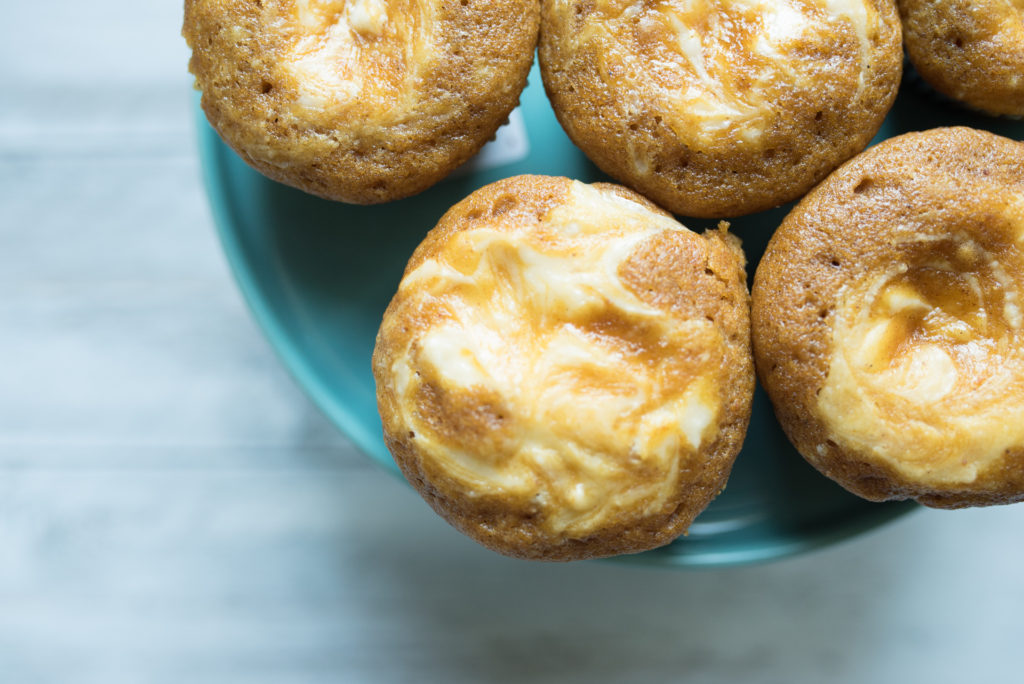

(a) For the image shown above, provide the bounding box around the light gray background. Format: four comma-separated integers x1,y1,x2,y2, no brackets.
2,3,1020,682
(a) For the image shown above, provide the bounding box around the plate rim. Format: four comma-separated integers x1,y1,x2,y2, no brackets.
195,103,402,478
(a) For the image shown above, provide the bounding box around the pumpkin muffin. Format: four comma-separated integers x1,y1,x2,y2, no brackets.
753,128,1024,508
539,0,903,218
373,175,755,560
183,0,539,203
899,0,1024,117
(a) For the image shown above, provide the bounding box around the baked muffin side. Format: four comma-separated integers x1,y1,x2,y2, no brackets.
373,175,755,560
539,0,903,218
753,127,1024,508
899,0,1024,117
184,0,539,203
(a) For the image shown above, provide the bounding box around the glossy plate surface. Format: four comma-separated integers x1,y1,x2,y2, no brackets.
196,65,1024,567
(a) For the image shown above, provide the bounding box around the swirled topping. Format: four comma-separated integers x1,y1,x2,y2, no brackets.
388,182,727,536
272,0,433,116
567,0,879,147
819,228,1024,485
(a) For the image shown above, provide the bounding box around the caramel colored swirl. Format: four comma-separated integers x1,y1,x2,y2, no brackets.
573,0,879,148
752,128,1024,505
271,0,432,117
819,227,1024,486
386,181,727,536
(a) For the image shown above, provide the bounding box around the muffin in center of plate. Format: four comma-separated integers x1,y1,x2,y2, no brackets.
373,175,754,560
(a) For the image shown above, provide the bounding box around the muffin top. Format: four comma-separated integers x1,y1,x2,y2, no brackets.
262,0,429,119
540,0,903,217
753,128,1024,506
184,0,539,203
373,175,753,559
899,0,1024,117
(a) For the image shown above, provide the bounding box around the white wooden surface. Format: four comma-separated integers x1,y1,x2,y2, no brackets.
2,3,1023,682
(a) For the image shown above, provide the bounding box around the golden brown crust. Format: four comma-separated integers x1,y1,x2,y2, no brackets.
183,0,539,204
899,0,1024,117
539,0,903,218
752,127,1024,509
373,175,754,559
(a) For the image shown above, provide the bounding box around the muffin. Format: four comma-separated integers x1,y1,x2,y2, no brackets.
183,0,539,204
539,0,903,218
899,0,1024,117
753,128,1024,508
373,175,754,560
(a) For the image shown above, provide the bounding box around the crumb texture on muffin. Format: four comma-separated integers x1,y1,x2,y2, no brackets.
183,0,539,203
539,0,902,217
373,175,754,559
753,128,1024,508
899,0,1024,117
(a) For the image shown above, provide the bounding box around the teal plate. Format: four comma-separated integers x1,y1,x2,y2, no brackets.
196,63,1024,567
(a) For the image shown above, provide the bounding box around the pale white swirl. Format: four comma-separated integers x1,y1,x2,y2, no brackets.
819,230,1024,486
387,182,727,535
566,0,879,147
273,0,434,116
